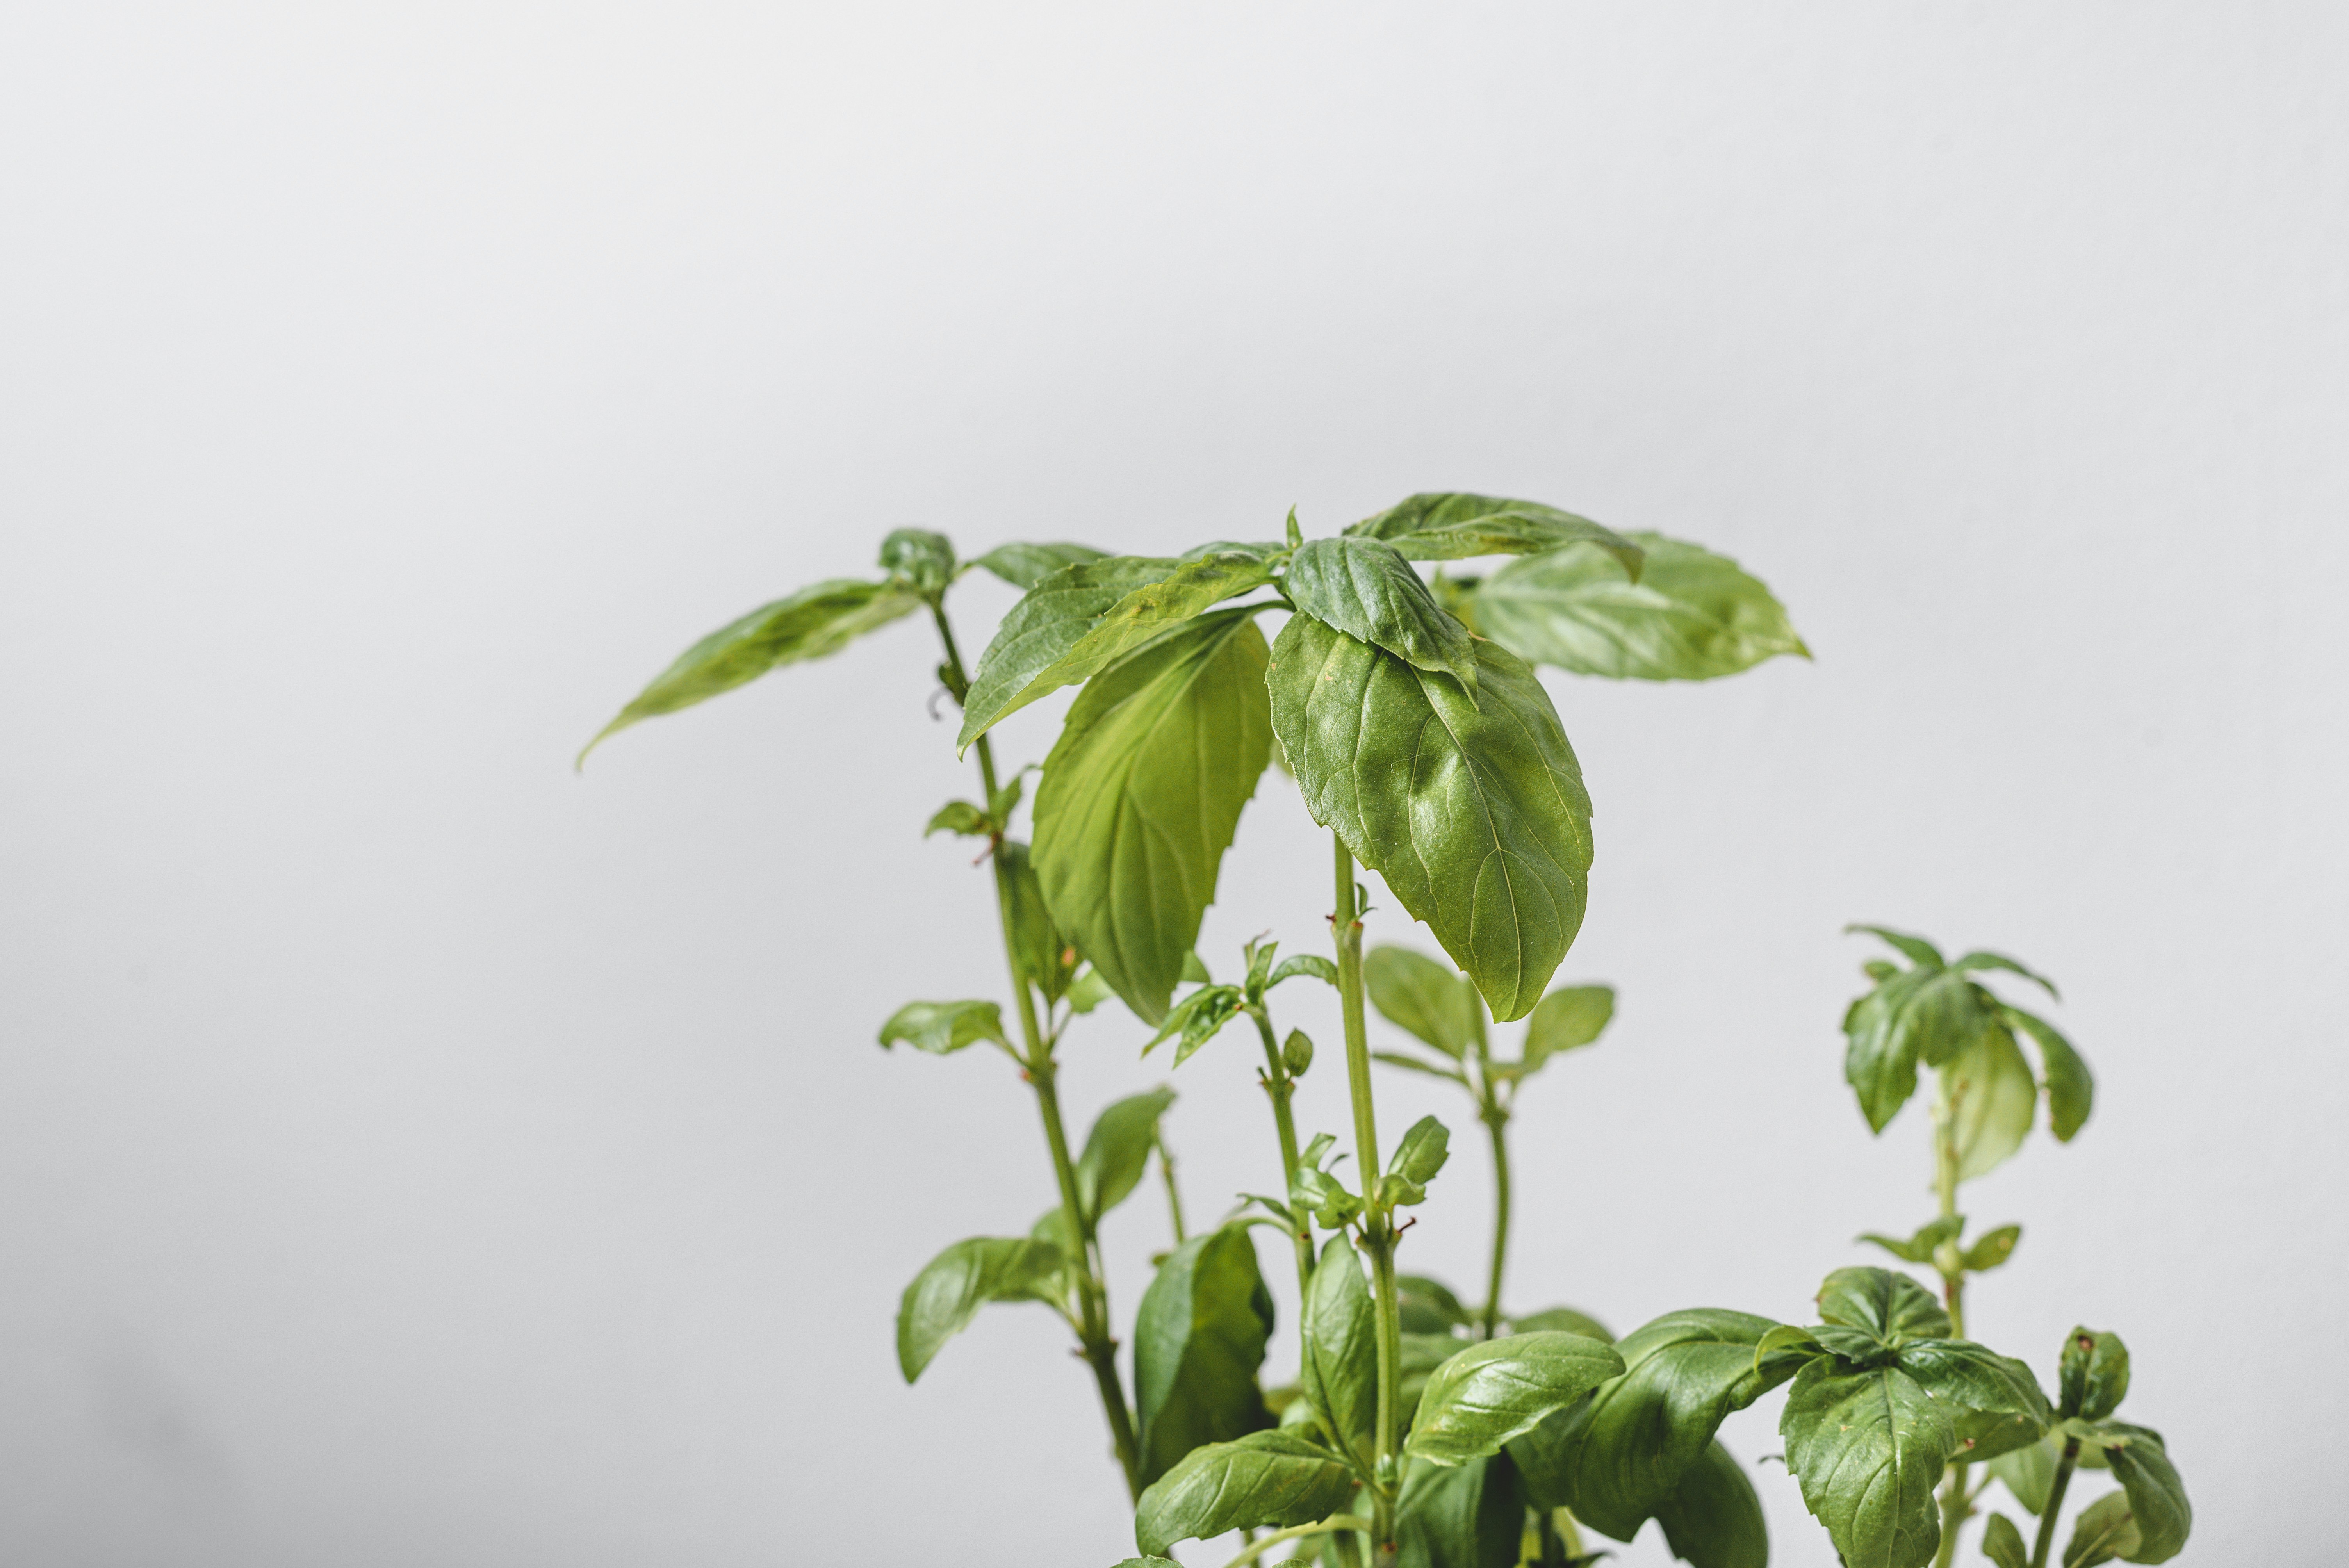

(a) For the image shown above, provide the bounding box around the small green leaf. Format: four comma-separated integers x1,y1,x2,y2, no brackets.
1780,1360,1957,1568
878,528,956,595
1981,1512,2030,1568
1133,1429,1358,1556
1182,950,1213,984
1292,1166,1363,1229
1947,1023,2039,1182
1519,984,1614,1074
1033,610,1273,1023
956,556,1180,747
1751,1323,1824,1376
1109,1559,1184,1568
1390,1115,1453,1186
2063,1490,2142,1568
1652,1440,1769,1568
1962,1225,2023,1274
925,800,991,837
1848,925,1948,968
1270,953,1340,989
1000,838,1078,1005
1397,1275,1473,1335
1471,531,1806,682
1284,536,1479,689
2002,1005,2095,1142
1395,1451,1526,1568
1365,946,1479,1059
989,770,1027,824
1408,1333,1626,1467
1064,967,1115,1014
1345,492,1645,578
1815,1267,1951,1346
1302,1237,1379,1457
1283,1028,1315,1077
2091,1423,2190,1562
1374,1049,1472,1086
1843,955,1995,1132
1145,985,1246,1067
581,579,921,762
1273,621,1592,1022
1510,1307,1613,1342
1074,1089,1178,1224
2058,1329,2130,1422
1134,1224,1277,1486
877,1000,1007,1055
896,1235,1068,1380
1952,950,2060,998
1988,1438,2058,1516
1857,1214,1964,1265
970,541,1108,590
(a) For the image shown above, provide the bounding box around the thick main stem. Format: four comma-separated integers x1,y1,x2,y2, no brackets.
1479,1109,1512,1339
2028,1438,2082,1568
1251,1011,1315,1299
1333,834,1401,1563
1930,1066,1969,1568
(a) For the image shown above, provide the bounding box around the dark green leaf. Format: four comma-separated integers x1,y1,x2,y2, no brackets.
1816,1268,1951,1346
1134,1429,1358,1556
1280,1028,1314,1077
1145,985,1246,1067
971,541,1108,590
896,1235,1068,1380
1345,492,1645,578
1272,619,1592,1022
2002,1005,2094,1142
877,1000,1007,1055
1963,1225,2022,1274
1948,1023,2039,1182
1074,1089,1178,1225
1365,946,1479,1059
1848,925,1948,969
1896,1341,2048,1459
879,528,956,595
1398,1275,1472,1335
1000,838,1078,1004
956,556,1180,748
2092,1424,2190,1562
1301,1237,1379,1458
1843,962,1995,1132
1988,1438,2058,1515
1285,536,1479,688
1470,532,1805,682
1519,985,1614,1074
925,800,991,838
2058,1329,2130,1422
2063,1491,2142,1568
1981,1512,2030,1568
1271,953,1341,990
1135,1224,1277,1486
1652,1440,1769,1568
1857,1214,1964,1266
581,579,921,762
1409,1333,1626,1466
1510,1307,1613,1342
1033,610,1273,1023
1396,1452,1525,1568
1953,951,2060,999
1780,1360,1957,1568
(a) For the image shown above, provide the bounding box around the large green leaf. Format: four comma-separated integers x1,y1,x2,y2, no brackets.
2091,1423,2190,1562
2002,1004,2095,1142
1271,616,1593,1021
896,1235,1069,1381
1344,492,1645,577
581,579,921,762
1816,1268,1951,1347
970,541,1108,589
1075,1089,1178,1225
1652,1440,1769,1568
956,556,1180,748
1033,609,1273,1023
1285,536,1478,688
1517,984,1614,1076
1365,946,1479,1060
1469,532,1806,682
877,1000,1007,1055
1507,1309,1790,1539
1395,1452,1525,1568
1843,959,1994,1131
1780,1359,1958,1568
1134,1224,1277,1486
1893,1340,2048,1460
1134,1429,1358,1556
1301,1238,1379,1458
1407,1333,1625,1466
1947,1023,2039,1182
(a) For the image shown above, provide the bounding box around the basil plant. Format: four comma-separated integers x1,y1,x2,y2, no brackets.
582,494,2187,1568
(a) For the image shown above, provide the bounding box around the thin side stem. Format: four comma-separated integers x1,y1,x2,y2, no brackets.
2028,1438,2082,1568
1930,1065,1971,1568
1158,1135,1187,1245
1333,833,1401,1564
1479,1107,1512,1339
1217,1515,1376,1568
1251,1009,1316,1299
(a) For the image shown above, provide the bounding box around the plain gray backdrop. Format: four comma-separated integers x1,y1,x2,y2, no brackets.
3,4,2342,1564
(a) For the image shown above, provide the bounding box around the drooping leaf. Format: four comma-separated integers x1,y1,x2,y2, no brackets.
1848,925,1947,969
2058,1329,2130,1422
1470,532,1806,682
1134,1224,1277,1486
1953,950,2060,998
1988,1438,2058,1516
1133,1429,1358,1556
2064,1490,2143,1568
1000,838,1078,1004
1375,1050,1471,1086
877,1000,1007,1055
1843,960,1994,1132
1064,967,1115,1015
1074,1089,1178,1224
1033,610,1273,1023
1408,1333,1626,1466
1652,1440,1769,1568
1284,536,1479,689
581,579,921,762
1780,1359,1957,1568
1815,1267,1952,1347
1271,953,1341,990
878,527,956,595
1962,1225,2022,1274
1271,618,1592,1021
970,541,1109,589
1510,1307,1613,1342
896,1235,1069,1380
1365,947,1480,1060
1396,1451,1526,1568
925,800,990,837
1301,1238,1379,1458
1517,984,1615,1075
957,556,1181,748
1397,1275,1473,1335
1856,1214,1964,1266
1345,492,1645,578
1981,1512,2031,1568
2091,1423,2190,1562
2002,1005,2094,1142
1947,1023,2039,1182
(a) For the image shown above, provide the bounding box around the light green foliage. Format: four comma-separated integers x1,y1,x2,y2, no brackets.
1468,532,1807,681
896,1235,1069,1380
1516,984,1613,1076
1949,1023,2038,1181
1301,1238,1378,1457
1133,1225,1277,1486
878,527,956,595
998,839,1080,1004
970,541,1108,589
1074,1089,1178,1225
1284,536,1479,688
1981,1511,2031,1568
2002,1005,2094,1142
1365,946,1479,1059
1406,1333,1625,1466
877,999,1007,1055
1344,491,1645,578
1133,1429,1358,1556
1857,1213,1964,1265
956,555,1180,746
1963,1224,2023,1273
1383,1115,1451,1206
1145,984,1246,1066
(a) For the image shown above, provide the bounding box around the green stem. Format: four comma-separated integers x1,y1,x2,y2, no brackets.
1333,833,1401,1563
2028,1437,2082,1568
1479,1107,1512,1339
1929,1065,1970,1568
1251,1009,1316,1299
1158,1135,1187,1245
1218,1515,1377,1568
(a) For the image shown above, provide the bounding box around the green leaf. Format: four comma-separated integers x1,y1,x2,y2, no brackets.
970,541,1108,589
1948,1023,2039,1182
1470,532,1806,682
1988,1438,2058,1516
1365,947,1480,1059
1301,1237,1379,1457
1272,618,1592,1022
1780,1360,1957,1568
925,800,991,837
1396,1452,1526,1568
878,527,956,595
1285,536,1479,689
1270,953,1341,989
1981,1512,2030,1568
1283,1028,1314,1076
1895,1341,2049,1459
2002,1005,2095,1142
1145,985,1246,1067
1848,925,1948,968
1399,1331,1470,1418
1033,609,1273,1023
1134,1224,1277,1486
1652,1440,1769,1568
1133,1429,1358,1556
1751,1323,1825,1375
1843,959,1994,1132
1000,838,1079,1005
2063,1491,2142,1568
877,1000,1007,1055
1390,1115,1453,1186
896,1235,1068,1380
1065,967,1115,1014
1518,984,1614,1074
1182,950,1214,984
1857,1215,1964,1266
1345,492,1645,578
2092,1424,2190,1562
581,579,921,762
1510,1307,1613,1342
1408,1333,1626,1467
1375,1050,1472,1087
956,556,1180,747
1953,951,2059,999
1397,1275,1473,1335
1963,1225,2023,1274
1074,1089,1178,1225
1507,1309,1793,1538
2058,1329,2130,1422
1292,1165,1364,1229
1816,1267,1952,1346
1109,1559,1184,1568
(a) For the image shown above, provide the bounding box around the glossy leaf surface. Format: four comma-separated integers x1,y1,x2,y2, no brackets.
896,1236,1067,1381
2095,1423,2190,1562
2059,1329,2130,1422
1285,536,1478,688
1408,1333,1625,1466
1133,1429,1358,1556
878,528,955,594
1301,1238,1379,1457
956,556,1180,748
1471,532,1806,681
1843,960,1991,1131
877,1000,1007,1055
1816,1267,1951,1346
1780,1359,1957,1568
1345,492,1645,577
1134,1225,1276,1486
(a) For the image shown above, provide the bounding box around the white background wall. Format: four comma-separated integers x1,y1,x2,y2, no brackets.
3,5,2342,1564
